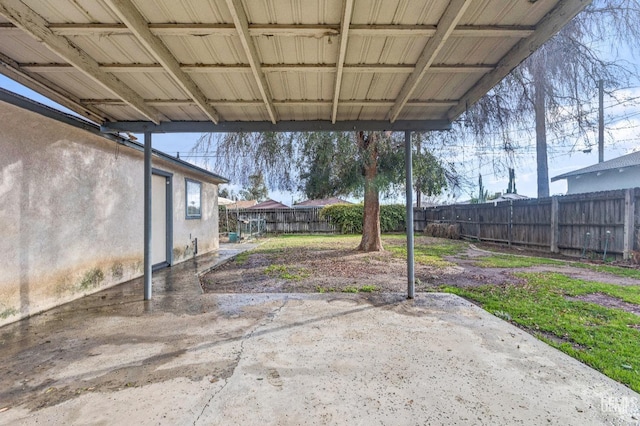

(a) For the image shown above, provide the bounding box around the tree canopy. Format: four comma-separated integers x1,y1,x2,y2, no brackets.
192,131,453,202
239,172,268,202
462,0,640,197
192,130,454,251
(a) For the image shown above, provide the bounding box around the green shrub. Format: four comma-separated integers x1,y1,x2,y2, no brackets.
320,203,406,234
380,204,406,232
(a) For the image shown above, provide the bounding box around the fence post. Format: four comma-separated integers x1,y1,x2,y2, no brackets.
508,200,513,247
623,188,636,260
550,196,559,253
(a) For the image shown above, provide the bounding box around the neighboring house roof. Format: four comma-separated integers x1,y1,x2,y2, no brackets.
226,200,258,209
218,197,235,205
493,193,529,202
248,199,289,209
294,197,351,208
551,150,640,182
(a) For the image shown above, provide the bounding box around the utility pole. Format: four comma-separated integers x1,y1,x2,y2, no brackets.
598,79,604,163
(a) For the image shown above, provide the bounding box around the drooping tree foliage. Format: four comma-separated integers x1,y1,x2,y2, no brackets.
239,172,268,202
191,131,454,251
464,0,640,198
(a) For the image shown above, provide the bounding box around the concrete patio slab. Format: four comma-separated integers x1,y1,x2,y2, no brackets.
0,248,638,425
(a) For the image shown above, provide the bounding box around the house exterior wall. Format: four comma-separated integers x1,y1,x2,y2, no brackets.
166,164,219,263
0,102,219,326
566,168,640,194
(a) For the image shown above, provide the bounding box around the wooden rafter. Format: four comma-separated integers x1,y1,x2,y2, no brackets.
388,0,472,123
103,0,219,124
224,0,277,124
0,0,161,124
331,0,354,124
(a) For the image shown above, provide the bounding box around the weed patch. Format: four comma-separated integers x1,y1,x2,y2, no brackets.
264,264,310,280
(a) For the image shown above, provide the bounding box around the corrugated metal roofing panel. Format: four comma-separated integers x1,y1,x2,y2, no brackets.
22,0,118,23
160,35,248,65
275,105,332,121
460,0,558,26
0,0,590,129
215,104,274,122
153,104,208,121
267,72,334,102
398,105,453,121
244,0,343,25
94,104,145,121
0,32,63,63
345,35,427,65
133,0,229,24
254,37,338,65
67,34,157,64
339,72,406,103
114,72,188,99
190,73,261,101
436,36,521,65
38,70,118,99
351,0,448,25
413,73,485,102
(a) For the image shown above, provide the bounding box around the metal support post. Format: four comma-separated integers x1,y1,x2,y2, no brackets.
144,131,152,300
405,130,415,299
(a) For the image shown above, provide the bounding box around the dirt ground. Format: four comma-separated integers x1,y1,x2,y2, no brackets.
201,236,640,315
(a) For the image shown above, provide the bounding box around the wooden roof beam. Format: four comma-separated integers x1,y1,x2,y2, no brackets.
82,99,458,108
447,0,591,120
21,63,495,74
0,0,161,124
224,0,277,124
1,22,535,39
331,0,354,123
388,0,472,123
103,0,219,124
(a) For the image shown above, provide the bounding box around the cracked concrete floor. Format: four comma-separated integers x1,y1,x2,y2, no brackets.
2,289,639,425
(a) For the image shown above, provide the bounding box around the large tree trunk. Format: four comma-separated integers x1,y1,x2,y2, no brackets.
534,75,550,199
357,131,383,252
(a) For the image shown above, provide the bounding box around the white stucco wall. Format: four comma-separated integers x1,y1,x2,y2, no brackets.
0,101,220,326
566,168,640,194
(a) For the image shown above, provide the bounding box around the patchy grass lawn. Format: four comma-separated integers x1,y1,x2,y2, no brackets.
474,254,566,268
441,271,640,393
388,240,467,267
209,234,640,392
572,262,640,280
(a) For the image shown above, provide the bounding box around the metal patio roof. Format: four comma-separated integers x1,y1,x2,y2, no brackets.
0,0,589,133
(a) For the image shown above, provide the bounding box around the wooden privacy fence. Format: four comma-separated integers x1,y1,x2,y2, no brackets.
415,188,640,260
223,207,338,234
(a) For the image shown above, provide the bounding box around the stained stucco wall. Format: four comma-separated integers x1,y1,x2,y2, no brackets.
0,102,219,326
164,165,219,263
566,168,640,194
